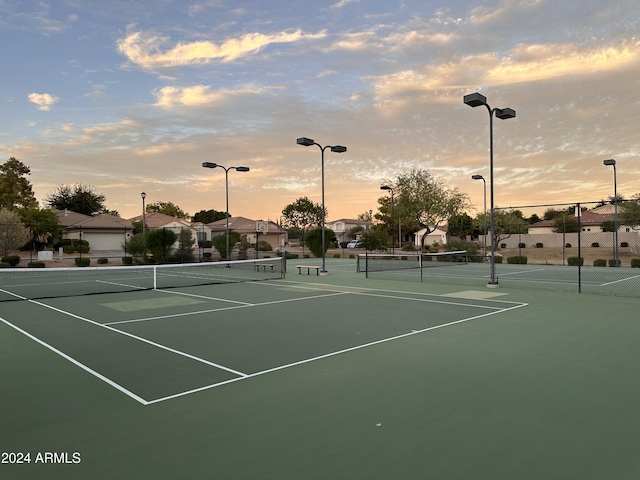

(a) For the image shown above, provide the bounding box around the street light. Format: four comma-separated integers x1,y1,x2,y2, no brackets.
603,159,618,265
202,162,250,261
380,185,396,254
471,175,487,260
464,92,516,287
141,192,147,260
296,137,347,274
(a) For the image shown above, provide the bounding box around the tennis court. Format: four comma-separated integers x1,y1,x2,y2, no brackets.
2,257,640,479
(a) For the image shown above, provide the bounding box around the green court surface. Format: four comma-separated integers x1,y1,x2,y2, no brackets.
2,258,640,479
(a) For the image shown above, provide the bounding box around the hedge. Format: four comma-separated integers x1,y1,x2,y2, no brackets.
1,255,20,267
567,256,583,266
593,259,607,267
591,242,600,248
507,255,527,264
122,256,133,265
97,258,109,264
28,261,45,268
631,258,640,268
535,243,543,248
75,257,91,267
0,262,11,268
608,259,621,267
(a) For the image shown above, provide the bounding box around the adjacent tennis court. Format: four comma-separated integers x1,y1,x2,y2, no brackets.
2,257,640,479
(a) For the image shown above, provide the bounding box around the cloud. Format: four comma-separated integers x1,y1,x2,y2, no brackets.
27,92,59,111
153,85,264,107
117,28,326,69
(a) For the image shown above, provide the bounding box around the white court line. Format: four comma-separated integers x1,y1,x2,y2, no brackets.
599,274,640,287
104,291,350,326
145,301,529,405
0,313,149,406
27,299,249,377
497,268,547,277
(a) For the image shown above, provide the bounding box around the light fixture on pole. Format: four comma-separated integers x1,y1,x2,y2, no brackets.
202,162,250,261
471,175,487,260
464,92,516,287
141,192,147,260
296,137,347,274
603,159,618,266
380,185,395,254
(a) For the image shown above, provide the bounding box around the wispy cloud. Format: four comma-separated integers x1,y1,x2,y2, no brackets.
117,28,326,69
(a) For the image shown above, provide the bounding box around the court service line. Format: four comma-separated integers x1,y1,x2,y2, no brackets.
145,301,529,405
104,291,350,326
0,314,149,406
27,299,248,378
599,274,640,287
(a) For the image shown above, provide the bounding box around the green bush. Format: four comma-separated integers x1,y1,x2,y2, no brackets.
567,256,584,266
63,245,75,254
608,259,621,267
494,255,503,263
97,257,109,264
75,245,90,254
507,255,527,264
28,261,45,268
535,243,543,248
631,258,640,268
257,240,273,251
333,254,341,258
285,253,299,259
122,256,133,265
0,262,11,268
199,240,213,248
1,255,20,267
591,242,600,248
593,259,606,267
75,257,91,267
565,243,572,248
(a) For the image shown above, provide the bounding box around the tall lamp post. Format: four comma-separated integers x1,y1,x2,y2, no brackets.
464,92,516,287
296,137,347,274
380,185,395,253
471,175,487,260
141,192,147,259
202,162,250,261
603,159,618,265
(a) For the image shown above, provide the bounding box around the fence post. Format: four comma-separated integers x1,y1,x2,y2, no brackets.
577,203,582,293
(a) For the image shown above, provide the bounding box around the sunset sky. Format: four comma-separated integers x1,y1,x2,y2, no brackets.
1,0,639,222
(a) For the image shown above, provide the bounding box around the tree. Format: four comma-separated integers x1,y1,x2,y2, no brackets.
145,228,178,263
147,201,189,219
620,194,640,230
305,227,335,258
0,157,38,211
171,229,196,262
281,197,324,245
212,231,241,260
192,209,226,224
359,226,388,251
493,209,528,245
552,214,579,233
393,169,469,251
0,208,30,256
447,213,474,237
19,207,61,249
45,184,107,216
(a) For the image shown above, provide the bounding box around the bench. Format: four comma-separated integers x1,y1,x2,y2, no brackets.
255,263,277,272
296,265,321,275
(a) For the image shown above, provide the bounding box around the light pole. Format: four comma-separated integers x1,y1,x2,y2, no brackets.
141,192,147,259
296,137,347,274
603,159,618,265
464,92,516,287
471,175,487,260
202,162,250,261
380,185,395,253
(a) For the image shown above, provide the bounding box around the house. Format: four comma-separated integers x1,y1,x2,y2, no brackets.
413,226,448,249
326,218,373,244
528,210,614,234
207,216,288,250
54,209,133,252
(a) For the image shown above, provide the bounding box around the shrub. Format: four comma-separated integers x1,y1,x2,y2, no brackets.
349,254,355,259
507,255,527,264
0,262,11,268
257,240,273,251
75,245,90,254
565,243,572,248
591,242,600,248
518,243,526,248
536,243,543,248
285,253,299,259
494,255,503,263
621,242,629,248
75,257,91,267
199,240,213,248
1,255,20,267
333,254,341,258
122,256,133,265
63,245,75,254
97,257,109,264
28,261,45,268
567,256,584,266
631,258,640,268
593,259,606,267
608,259,621,267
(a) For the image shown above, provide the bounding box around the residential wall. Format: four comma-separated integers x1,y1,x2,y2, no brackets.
481,231,640,249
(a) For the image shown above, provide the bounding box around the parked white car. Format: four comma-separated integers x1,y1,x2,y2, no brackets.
346,240,362,248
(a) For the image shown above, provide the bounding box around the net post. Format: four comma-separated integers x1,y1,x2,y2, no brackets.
365,251,369,278
153,265,157,290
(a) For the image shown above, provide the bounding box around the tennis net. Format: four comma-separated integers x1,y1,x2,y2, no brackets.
0,257,283,302
358,251,469,280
